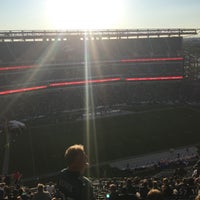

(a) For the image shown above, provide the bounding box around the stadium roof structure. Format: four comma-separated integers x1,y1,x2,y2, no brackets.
0,29,197,42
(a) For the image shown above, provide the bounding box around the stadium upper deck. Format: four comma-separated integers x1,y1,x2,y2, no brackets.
0,29,196,65
0,29,197,95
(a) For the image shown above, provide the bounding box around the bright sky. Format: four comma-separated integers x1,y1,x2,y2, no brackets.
0,0,200,30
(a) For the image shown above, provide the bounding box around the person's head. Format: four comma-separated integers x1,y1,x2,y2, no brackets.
65,144,88,174
196,194,200,200
37,183,45,193
109,184,117,193
147,189,163,200
162,177,168,185
126,178,132,186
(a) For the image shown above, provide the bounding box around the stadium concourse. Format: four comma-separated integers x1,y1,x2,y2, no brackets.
1,29,200,199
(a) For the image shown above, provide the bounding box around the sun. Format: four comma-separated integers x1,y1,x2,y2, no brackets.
46,0,124,29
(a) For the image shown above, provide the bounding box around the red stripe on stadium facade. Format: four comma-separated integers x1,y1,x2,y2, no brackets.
125,76,183,81
0,78,121,95
0,76,183,96
0,85,47,95
49,78,121,87
0,65,36,71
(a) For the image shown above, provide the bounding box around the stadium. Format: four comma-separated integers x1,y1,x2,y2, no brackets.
1,28,200,199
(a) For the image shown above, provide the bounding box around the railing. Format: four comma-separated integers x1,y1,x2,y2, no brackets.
0,29,197,42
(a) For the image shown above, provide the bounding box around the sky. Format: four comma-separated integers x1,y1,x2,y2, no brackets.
0,0,200,30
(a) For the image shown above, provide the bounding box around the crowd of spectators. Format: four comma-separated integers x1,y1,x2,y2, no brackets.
110,147,198,173
1,162,200,200
1,80,200,121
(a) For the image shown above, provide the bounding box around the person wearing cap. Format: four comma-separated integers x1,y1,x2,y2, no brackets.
57,144,95,200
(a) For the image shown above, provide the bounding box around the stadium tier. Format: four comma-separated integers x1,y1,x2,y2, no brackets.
0,37,183,64
0,33,186,95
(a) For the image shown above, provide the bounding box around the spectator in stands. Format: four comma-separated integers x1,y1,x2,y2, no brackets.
122,178,136,194
107,184,119,200
13,171,22,186
139,179,149,200
57,144,95,200
177,178,194,198
52,184,63,200
193,164,200,178
147,189,163,200
0,182,5,199
32,183,51,200
3,185,19,200
152,180,160,190
161,178,173,199
195,193,200,200
17,187,30,200
3,175,11,186
46,182,55,196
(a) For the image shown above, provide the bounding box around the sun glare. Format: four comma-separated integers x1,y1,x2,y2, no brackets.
46,0,124,29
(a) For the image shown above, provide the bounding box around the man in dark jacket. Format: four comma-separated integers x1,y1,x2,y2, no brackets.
32,184,51,200
57,144,95,200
